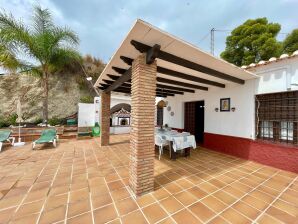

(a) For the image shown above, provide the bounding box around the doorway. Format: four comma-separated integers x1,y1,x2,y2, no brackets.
184,101,205,143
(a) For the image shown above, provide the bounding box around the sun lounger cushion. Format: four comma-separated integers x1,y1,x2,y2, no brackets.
0,130,11,142
35,129,57,144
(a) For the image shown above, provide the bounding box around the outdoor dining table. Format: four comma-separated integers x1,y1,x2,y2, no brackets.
155,129,196,160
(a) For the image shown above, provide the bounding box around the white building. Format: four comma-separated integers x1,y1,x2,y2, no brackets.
95,20,298,173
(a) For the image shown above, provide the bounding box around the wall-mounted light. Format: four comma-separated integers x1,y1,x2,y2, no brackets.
231,107,236,112
215,108,219,112
86,77,92,81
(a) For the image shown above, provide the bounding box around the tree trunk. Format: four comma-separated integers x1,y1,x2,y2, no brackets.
42,71,49,125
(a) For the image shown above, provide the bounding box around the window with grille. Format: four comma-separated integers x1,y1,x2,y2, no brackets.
255,91,298,145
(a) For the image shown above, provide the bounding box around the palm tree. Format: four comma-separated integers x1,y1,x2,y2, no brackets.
0,6,81,123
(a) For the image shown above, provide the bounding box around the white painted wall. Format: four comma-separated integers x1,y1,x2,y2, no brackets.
78,103,95,127
250,57,298,94
163,57,298,140
163,81,256,139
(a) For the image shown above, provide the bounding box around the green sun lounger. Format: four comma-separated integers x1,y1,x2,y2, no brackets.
32,129,58,149
0,130,15,152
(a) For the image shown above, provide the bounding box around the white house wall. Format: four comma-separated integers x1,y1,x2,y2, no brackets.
252,58,298,94
163,81,256,139
163,57,298,140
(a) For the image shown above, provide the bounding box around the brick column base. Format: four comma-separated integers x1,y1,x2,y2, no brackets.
129,53,157,196
100,91,111,146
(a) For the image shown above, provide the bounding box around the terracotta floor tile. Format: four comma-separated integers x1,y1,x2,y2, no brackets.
207,215,230,224
67,199,90,218
272,199,298,217
232,201,260,220
164,183,183,194
213,190,237,205
241,195,269,211
160,196,183,214
222,185,245,198
49,186,69,196
188,186,208,199
201,195,227,213
266,206,297,223
152,188,171,200
176,179,194,189
70,188,89,203
279,190,298,205
257,213,283,224
44,193,68,211
0,135,297,224
0,207,16,223
93,204,118,224
249,190,275,204
115,197,138,216
172,209,202,224
257,185,280,197
11,213,39,224
67,212,93,224
110,187,130,201
39,205,67,224
221,207,251,224
174,191,197,206
136,194,156,208
208,179,226,188
189,201,215,222
107,180,124,191
121,210,148,224
142,203,167,224
198,182,218,194
92,193,113,209
14,199,44,218
0,195,23,209
157,217,175,224
24,189,48,203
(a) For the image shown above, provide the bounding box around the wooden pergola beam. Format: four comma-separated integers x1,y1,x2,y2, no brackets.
106,74,195,93
104,68,131,92
106,69,208,91
103,79,183,95
157,67,225,88
120,55,223,88
100,84,175,96
157,77,208,90
130,40,245,85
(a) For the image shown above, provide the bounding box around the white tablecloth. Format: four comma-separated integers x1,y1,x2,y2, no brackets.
156,130,197,152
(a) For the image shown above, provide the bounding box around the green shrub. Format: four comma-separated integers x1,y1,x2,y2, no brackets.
80,95,94,103
48,117,62,126
0,116,8,128
33,118,43,125
0,113,18,127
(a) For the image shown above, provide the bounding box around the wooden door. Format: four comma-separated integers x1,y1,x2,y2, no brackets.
184,102,196,135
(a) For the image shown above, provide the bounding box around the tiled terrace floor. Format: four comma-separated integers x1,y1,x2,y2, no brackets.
0,134,297,224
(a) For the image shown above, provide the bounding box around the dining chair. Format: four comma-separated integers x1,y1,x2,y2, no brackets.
155,135,169,160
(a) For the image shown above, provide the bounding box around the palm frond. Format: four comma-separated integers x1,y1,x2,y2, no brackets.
49,47,82,72
0,10,38,61
32,5,54,34
52,26,79,46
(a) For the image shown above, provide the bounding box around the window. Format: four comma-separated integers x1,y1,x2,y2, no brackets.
255,91,298,145
280,121,293,141
260,121,273,138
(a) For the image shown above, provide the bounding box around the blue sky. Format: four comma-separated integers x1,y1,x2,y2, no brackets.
1,0,297,62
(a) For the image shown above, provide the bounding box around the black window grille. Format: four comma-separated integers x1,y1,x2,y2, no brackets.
255,91,298,145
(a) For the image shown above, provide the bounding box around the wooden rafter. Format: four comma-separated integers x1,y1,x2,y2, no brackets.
120,55,223,88
130,40,245,84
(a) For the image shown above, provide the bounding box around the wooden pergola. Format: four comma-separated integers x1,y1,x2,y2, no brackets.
95,20,257,197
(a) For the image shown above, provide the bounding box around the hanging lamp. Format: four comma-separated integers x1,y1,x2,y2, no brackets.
157,89,167,108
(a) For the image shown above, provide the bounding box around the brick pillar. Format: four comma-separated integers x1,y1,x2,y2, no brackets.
100,91,110,146
129,53,157,196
